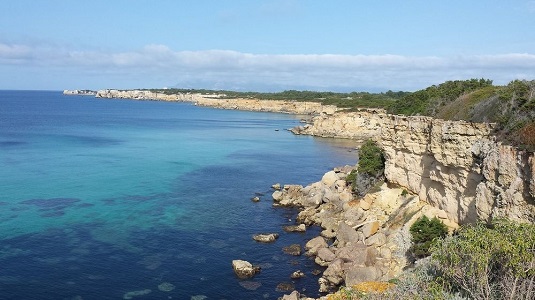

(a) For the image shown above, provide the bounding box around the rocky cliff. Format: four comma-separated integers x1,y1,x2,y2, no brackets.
95,89,202,101
294,111,535,224
76,89,535,224
93,89,338,115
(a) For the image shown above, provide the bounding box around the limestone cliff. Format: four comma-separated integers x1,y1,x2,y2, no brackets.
95,89,202,101
294,111,535,224
94,89,338,115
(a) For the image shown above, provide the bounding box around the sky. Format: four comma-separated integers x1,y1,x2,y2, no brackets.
1,0,534,92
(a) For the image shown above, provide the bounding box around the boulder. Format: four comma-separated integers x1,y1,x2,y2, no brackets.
305,236,328,255
315,247,336,266
345,266,381,286
336,222,361,247
339,191,353,203
360,200,371,210
272,191,283,201
272,183,281,190
281,291,300,300
336,242,367,266
252,233,279,243
365,232,386,247
283,224,306,232
318,277,331,293
321,171,339,187
291,270,306,279
232,260,260,279
361,221,380,238
303,192,323,208
323,258,344,285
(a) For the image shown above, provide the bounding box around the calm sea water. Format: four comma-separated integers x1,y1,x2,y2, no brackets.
0,91,358,300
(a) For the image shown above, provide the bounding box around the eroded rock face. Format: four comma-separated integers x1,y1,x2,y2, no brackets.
296,111,535,224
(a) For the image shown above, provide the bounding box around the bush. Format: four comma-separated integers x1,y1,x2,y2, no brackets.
357,140,385,176
409,216,448,258
431,219,535,300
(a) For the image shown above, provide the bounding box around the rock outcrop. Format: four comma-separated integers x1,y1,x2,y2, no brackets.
273,166,459,293
252,233,279,243
294,111,535,224
232,260,260,279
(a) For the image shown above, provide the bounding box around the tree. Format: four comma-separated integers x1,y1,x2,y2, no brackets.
409,216,448,258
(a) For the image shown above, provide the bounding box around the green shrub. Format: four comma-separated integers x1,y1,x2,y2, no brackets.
431,219,535,300
409,216,448,258
345,169,358,192
357,140,385,176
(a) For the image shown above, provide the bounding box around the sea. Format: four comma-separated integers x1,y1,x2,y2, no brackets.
0,91,359,300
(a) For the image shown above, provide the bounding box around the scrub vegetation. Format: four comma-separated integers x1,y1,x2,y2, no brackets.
327,219,535,300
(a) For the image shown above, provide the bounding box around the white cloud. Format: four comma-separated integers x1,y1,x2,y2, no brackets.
1,42,534,91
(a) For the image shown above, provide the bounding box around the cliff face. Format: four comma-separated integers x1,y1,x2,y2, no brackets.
195,97,338,115
296,111,535,224
95,89,202,101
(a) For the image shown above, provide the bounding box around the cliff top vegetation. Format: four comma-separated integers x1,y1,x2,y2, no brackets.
387,79,535,150
149,78,535,150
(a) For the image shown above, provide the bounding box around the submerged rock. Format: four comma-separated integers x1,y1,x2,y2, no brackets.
276,282,295,292
238,281,262,291
123,289,152,299
282,244,302,256
157,282,175,292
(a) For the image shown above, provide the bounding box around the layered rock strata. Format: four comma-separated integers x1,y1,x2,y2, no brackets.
293,111,535,224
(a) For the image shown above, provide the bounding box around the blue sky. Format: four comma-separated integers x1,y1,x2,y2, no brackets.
1,0,534,92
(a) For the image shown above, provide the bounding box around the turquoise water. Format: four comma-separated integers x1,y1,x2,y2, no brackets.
0,91,358,299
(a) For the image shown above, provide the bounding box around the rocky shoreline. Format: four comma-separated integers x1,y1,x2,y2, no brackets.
64,89,535,299
268,166,459,299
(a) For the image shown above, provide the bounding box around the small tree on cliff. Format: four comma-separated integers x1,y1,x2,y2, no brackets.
357,139,385,176
346,140,385,196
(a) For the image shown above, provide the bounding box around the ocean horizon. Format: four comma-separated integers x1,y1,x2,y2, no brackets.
0,90,360,299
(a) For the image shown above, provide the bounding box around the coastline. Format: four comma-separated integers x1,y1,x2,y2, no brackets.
63,89,535,298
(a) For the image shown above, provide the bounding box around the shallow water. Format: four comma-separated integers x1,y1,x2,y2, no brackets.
0,91,359,299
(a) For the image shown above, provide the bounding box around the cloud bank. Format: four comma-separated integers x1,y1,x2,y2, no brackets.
1,43,534,91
